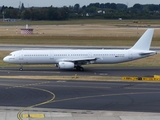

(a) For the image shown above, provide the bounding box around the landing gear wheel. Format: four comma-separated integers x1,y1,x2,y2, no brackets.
79,67,84,71
19,68,23,71
76,66,84,71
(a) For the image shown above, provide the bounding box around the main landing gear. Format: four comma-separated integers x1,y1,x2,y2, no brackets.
75,66,84,71
19,64,23,71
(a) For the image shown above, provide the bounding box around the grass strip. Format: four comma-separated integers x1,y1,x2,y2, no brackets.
0,75,121,81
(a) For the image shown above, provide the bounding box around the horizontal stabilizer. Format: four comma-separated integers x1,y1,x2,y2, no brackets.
139,51,157,56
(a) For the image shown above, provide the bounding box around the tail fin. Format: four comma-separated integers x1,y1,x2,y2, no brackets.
130,29,154,50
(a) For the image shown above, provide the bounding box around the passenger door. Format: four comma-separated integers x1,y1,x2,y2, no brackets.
19,51,23,61
50,51,54,60
128,51,133,59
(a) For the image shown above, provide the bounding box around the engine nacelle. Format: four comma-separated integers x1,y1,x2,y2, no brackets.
58,62,75,69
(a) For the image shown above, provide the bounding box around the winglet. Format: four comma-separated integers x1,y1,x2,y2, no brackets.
130,29,154,50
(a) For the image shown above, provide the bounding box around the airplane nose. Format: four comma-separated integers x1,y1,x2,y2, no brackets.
3,57,8,62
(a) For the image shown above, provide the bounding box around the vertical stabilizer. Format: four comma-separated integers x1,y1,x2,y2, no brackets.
130,29,154,50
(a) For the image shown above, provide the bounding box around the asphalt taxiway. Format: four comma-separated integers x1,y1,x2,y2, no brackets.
0,67,160,77
0,78,160,112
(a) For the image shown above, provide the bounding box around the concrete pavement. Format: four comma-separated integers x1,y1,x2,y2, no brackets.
0,107,160,120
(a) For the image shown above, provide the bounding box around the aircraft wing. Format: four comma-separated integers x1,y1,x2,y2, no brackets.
64,58,97,62
62,58,97,64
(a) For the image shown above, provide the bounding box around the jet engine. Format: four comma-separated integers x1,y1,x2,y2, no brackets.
58,62,75,69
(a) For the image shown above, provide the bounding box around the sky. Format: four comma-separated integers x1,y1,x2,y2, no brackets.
0,0,160,8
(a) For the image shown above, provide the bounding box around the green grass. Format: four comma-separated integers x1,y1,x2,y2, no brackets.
0,19,113,26
0,36,159,46
0,36,135,45
0,19,160,26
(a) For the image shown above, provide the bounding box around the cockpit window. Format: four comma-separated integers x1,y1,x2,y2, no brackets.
8,54,12,56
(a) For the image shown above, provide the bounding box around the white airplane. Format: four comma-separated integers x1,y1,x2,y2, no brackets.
3,29,156,71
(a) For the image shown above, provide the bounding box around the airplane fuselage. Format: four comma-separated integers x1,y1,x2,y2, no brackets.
4,49,156,64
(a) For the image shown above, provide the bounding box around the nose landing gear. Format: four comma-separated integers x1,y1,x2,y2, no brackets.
19,64,23,71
